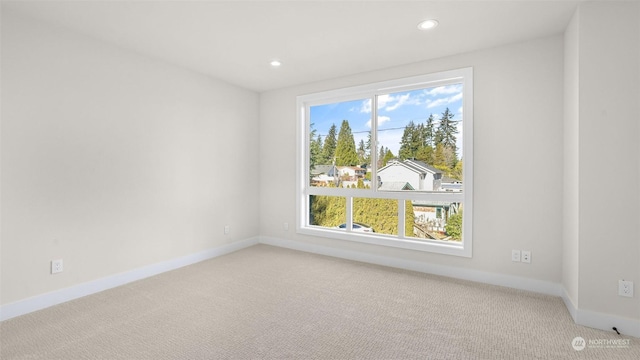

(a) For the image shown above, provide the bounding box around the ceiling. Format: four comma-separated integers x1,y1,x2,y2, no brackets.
3,0,580,92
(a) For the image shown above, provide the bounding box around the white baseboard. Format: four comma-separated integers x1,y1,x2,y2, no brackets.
260,236,640,338
562,287,640,338
561,287,578,322
0,237,259,322
5,235,637,338
259,236,562,296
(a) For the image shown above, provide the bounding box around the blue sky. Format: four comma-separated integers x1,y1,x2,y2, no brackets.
310,84,464,159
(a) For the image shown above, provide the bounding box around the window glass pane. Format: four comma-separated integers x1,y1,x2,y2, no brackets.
309,99,372,189
309,195,346,229
407,200,463,242
353,197,399,236
299,68,472,256
377,85,463,192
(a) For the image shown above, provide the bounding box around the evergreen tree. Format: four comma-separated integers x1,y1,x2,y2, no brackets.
424,114,436,147
357,139,367,165
365,132,372,163
399,121,418,160
405,200,416,237
400,120,434,162
415,144,433,164
310,195,345,227
309,126,322,172
433,143,447,169
382,149,395,167
413,123,428,159
377,146,387,168
315,135,323,154
452,159,463,181
335,120,358,166
434,108,459,169
435,108,458,151
321,124,337,164
433,143,457,176
445,210,463,241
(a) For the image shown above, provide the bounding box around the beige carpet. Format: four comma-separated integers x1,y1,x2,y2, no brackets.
1,244,638,359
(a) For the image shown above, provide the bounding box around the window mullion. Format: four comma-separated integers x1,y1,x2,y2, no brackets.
398,199,405,238
371,95,379,190
346,196,353,232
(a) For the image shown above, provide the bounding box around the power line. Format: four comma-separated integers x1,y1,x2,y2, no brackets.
315,120,462,138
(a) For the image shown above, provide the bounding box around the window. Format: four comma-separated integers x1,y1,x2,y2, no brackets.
297,68,473,257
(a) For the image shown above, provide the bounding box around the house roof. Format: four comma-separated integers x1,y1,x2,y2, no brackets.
378,182,415,191
379,159,441,175
338,166,366,171
442,176,462,184
311,165,336,176
404,159,441,174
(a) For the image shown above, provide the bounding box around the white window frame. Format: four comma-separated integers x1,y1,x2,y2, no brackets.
296,68,473,257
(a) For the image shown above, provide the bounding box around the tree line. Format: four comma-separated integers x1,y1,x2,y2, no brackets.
309,108,463,240
311,107,462,180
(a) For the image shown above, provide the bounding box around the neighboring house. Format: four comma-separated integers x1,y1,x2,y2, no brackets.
441,176,462,192
311,165,367,186
311,164,338,186
311,165,335,178
338,166,366,180
377,160,462,230
378,159,443,191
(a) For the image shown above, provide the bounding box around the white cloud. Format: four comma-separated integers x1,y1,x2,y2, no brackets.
377,128,404,155
362,93,420,113
426,92,463,109
385,93,412,111
369,94,397,112
360,99,372,114
426,84,462,96
378,115,391,126
426,98,448,109
377,94,392,110
366,115,391,128
450,92,463,102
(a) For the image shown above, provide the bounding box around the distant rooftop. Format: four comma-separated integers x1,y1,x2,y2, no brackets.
378,181,415,191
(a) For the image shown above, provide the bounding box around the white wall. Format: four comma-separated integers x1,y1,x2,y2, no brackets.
563,5,580,312
563,1,640,327
1,11,260,306
260,36,564,285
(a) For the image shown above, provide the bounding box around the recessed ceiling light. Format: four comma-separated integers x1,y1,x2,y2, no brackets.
417,19,439,30
270,60,282,67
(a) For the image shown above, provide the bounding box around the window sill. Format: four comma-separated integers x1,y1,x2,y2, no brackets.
297,226,472,257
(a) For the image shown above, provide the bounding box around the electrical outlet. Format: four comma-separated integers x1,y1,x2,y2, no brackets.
51,259,63,274
511,250,521,262
618,280,634,297
224,225,230,235
283,222,289,231
521,250,531,263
